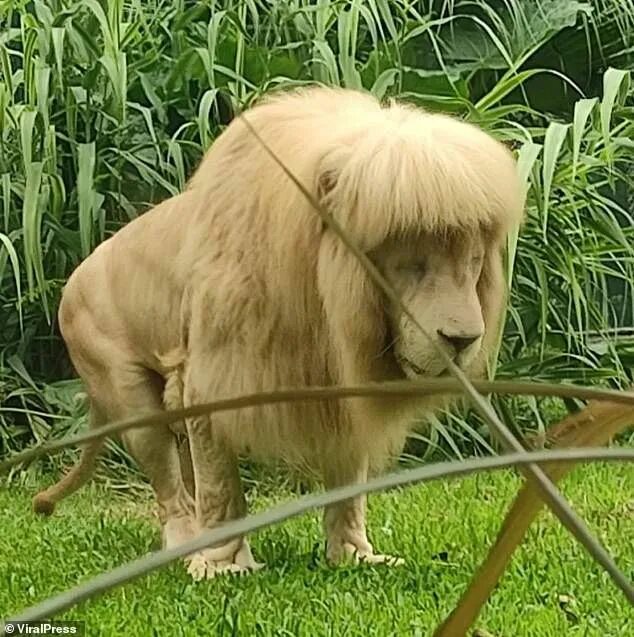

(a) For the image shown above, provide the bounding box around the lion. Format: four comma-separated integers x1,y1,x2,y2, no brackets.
33,86,524,578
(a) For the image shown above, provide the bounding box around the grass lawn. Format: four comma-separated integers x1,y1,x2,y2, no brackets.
1,462,632,636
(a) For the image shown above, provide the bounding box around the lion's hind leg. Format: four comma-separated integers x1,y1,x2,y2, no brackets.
40,344,196,550
107,365,197,550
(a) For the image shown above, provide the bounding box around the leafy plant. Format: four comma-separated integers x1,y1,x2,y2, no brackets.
0,0,632,459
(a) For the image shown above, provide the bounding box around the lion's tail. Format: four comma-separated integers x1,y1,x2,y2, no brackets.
32,440,103,516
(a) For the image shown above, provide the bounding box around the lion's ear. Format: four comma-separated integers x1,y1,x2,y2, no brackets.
316,167,340,232
316,143,353,203
315,144,354,231
317,169,338,201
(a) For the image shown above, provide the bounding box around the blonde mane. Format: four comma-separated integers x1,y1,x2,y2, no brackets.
175,86,524,471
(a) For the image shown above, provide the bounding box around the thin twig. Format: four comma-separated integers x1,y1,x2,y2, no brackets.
3,379,634,474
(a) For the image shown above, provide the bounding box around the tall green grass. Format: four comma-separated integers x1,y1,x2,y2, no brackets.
0,0,632,458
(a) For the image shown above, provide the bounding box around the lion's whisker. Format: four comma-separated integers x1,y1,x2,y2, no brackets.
376,333,400,359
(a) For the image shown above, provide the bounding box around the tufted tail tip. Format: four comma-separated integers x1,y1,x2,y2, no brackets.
32,493,56,516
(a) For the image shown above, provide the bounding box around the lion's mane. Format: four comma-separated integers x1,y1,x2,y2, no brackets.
161,86,524,476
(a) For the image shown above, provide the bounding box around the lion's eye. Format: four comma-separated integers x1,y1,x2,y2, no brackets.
399,260,426,277
472,254,484,269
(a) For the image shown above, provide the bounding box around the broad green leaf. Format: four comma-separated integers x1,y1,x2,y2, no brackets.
337,3,362,89
99,51,127,123
51,27,65,90
541,122,569,235
600,67,630,149
572,98,597,179
82,0,115,52
19,108,37,173
315,0,332,41
0,231,23,330
128,102,162,170
197,89,219,150
77,142,96,258
206,10,227,88
34,62,51,131
370,68,399,99
167,140,186,192
516,141,542,193
313,40,340,85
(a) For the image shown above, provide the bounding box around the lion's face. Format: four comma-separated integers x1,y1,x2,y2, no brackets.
372,231,488,379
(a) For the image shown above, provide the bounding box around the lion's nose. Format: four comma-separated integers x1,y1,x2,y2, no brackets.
437,331,480,354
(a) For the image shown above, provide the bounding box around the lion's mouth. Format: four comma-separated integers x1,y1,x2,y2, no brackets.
388,327,456,379
399,356,446,378
399,356,456,378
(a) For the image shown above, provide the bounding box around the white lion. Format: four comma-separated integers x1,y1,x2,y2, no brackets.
34,86,524,578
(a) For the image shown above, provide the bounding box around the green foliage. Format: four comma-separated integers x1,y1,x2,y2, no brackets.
0,0,633,456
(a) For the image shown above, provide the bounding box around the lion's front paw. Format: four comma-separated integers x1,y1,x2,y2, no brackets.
327,540,404,567
162,515,197,550
186,554,252,580
185,540,264,580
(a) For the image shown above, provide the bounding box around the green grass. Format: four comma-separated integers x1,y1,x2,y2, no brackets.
2,463,632,636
